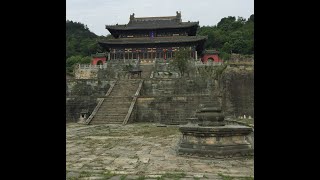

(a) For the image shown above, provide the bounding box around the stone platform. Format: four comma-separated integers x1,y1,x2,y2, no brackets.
178,125,253,157
66,123,254,179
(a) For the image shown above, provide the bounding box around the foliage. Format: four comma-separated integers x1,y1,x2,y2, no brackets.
161,172,186,179
66,20,104,58
66,20,107,74
218,173,254,180
136,175,146,180
171,48,192,76
197,14,254,59
103,170,116,179
123,64,134,71
66,55,91,74
196,63,228,100
72,82,93,96
120,175,127,180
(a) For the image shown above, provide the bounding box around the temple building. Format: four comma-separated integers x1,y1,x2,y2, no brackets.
96,11,208,64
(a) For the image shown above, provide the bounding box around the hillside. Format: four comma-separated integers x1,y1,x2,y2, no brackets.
66,20,103,58
66,20,106,74
197,14,254,59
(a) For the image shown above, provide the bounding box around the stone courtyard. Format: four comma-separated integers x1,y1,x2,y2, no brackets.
66,123,254,180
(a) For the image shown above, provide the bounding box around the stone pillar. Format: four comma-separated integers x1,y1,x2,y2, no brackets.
195,50,197,60
123,52,125,63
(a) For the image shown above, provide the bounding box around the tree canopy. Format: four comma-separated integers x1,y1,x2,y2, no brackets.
66,20,106,75
171,48,192,77
197,14,254,59
66,20,105,58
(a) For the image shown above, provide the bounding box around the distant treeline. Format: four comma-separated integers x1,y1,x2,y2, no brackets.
197,14,254,59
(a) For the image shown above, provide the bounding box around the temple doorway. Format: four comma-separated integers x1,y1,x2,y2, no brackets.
97,60,103,65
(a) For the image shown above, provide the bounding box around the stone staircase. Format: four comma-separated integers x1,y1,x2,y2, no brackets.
128,64,154,79
89,79,142,124
140,64,154,78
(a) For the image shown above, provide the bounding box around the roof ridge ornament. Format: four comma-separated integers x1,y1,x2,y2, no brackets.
130,13,135,21
176,11,181,22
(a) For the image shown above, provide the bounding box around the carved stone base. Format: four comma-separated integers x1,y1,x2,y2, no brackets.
177,125,253,157
198,121,225,126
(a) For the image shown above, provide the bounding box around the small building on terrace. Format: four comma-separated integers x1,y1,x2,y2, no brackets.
91,53,107,65
201,50,222,63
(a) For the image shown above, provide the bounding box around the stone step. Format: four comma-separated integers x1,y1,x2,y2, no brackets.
97,106,129,110
93,113,127,117
97,110,128,113
101,100,132,103
92,118,126,122
103,103,131,105
101,101,131,104
90,121,122,124
100,101,131,104
94,113,126,117
91,118,124,122
109,92,137,96
104,96,133,102
105,94,133,99
112,86,139,89
95,108,129,111
104,97,133,100
110,90,137,92
99,105,131,109
111,86,138,89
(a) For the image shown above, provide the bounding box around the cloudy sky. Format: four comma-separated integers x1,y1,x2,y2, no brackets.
66,0,254,36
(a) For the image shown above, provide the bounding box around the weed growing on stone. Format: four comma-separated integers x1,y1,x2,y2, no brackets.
161,172,186,179
136,175,145,180
218,173,254,180
120,174,127,180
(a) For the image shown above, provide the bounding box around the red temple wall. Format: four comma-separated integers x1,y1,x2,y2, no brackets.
91,57,107,65
201,54,222,63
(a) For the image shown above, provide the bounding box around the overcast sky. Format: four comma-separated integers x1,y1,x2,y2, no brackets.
66,0,254,36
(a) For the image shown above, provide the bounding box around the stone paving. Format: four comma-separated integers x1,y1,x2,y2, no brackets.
66,123,254,179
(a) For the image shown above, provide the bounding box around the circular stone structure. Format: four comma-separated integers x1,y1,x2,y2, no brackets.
177,103,253,158
195,104,225,126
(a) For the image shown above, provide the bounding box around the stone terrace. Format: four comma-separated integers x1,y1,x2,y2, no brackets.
66,123,254,179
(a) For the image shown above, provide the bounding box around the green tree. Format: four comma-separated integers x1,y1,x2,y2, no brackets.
171,48,192,77
66,20,104,59
66,55,91,74
197,14,254,57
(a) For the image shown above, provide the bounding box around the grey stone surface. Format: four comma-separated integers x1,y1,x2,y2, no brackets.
67,123,254,178
67,66,253,126
66,171,80,178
